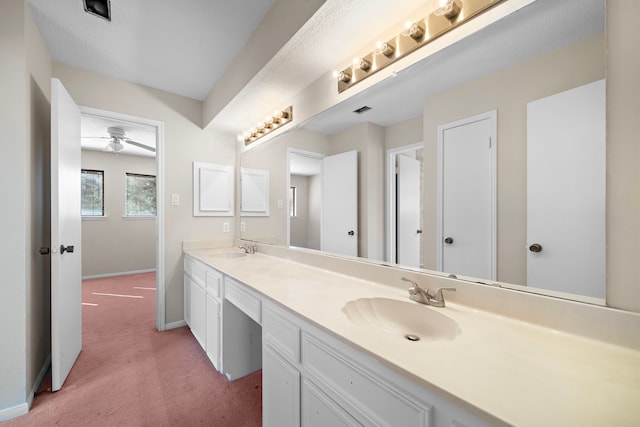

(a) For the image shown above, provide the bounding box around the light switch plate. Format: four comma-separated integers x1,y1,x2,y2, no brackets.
171,194,180,206
241,222,246,232
277,199,283,209
223,222,230,233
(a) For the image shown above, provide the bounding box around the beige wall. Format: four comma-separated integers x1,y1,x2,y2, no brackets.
606,1,640,313
422,33,605,284
81,150,156,277
25,1,52,408
53,63,236,325
385,116,423,151
0,0,52,417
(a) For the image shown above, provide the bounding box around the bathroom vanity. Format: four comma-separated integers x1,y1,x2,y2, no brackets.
183,245,640,427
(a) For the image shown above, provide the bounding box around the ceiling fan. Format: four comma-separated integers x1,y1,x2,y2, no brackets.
82,126,155,153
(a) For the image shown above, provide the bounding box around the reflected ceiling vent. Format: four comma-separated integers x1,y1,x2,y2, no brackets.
353,106,372,114
83,0,111,21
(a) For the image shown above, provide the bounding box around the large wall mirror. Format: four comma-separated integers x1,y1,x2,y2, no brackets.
240,0,610,304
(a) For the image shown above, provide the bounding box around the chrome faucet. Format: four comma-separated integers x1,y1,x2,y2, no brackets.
238,243,257,254
401,277,456,308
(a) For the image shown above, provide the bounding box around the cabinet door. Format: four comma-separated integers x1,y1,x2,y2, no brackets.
183,274,191,327
302,379,361,427
263,345,300,427
190,279,206,349
206,293,221,370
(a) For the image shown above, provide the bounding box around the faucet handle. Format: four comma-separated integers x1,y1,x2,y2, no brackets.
401,277,418,287
401,277,428,293
432,287,456,305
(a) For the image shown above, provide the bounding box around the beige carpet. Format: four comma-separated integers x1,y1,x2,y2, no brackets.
3,272,262,426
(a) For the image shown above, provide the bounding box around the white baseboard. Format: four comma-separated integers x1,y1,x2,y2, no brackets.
0,402,29,422
28,354,51,408
82,268,156,280
164,320,187,330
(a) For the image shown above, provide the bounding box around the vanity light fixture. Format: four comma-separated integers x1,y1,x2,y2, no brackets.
376,41,395,58
335,0,505,93
243,106,293,145
357,57,372,71
434,0,462,21
407,22,425,41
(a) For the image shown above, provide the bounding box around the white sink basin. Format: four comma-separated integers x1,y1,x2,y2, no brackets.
208,252,247,259
342,297,460,342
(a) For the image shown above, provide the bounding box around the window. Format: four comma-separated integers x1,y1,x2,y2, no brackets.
289,186,297,217
81,169,104,216
125,173,156,216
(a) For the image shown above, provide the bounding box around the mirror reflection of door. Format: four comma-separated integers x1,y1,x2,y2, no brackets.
438,111,497,281
387,144,423,268
288,149,358,257
526,80,605,299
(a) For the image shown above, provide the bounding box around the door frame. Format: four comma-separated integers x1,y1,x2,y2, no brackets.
80,106,167,331
436,110,497,280
385,142,423,264
286,148,325,247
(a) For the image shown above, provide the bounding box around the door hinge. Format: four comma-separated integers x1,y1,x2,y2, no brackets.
489,137,492,149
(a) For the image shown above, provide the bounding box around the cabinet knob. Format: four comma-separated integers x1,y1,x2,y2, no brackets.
444,237,454,244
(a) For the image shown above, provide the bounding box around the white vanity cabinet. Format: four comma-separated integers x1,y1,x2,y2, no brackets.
185,253,495,426
184,256,207,348
184,255,223,370
262,299,492,427
205,268,223,370
263,304,302,427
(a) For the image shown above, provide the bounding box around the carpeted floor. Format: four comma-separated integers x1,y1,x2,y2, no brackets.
3,272,262,426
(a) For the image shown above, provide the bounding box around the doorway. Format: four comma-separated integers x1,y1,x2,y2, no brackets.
79,106,166,330
437,111,496,281
287,149,325,250
386,143,423,268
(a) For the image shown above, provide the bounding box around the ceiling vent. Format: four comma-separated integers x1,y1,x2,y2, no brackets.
353,106,372,114
83,0,111,21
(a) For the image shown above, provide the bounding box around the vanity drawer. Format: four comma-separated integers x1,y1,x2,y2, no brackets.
263,304,301,363
225,277,261,324
206,268,222,298
184,256,206,287
302,333,432,427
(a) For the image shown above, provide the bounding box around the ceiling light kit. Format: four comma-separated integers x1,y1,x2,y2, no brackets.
334,0,505,93
242,106,293,145
83,0,111,21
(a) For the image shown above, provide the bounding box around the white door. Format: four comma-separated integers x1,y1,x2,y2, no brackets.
438,111,496,280
51,78,82,391
526,80,605,298
321,150,358,257
397,155,421,267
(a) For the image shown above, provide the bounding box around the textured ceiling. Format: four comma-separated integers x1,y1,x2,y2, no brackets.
28,0,275,101
303,0,605,134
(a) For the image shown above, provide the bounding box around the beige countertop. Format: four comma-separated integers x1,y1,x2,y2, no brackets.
185,248,640,427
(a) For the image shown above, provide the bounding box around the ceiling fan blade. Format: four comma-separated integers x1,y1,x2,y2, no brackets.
124,139,156,152
82,136,111,139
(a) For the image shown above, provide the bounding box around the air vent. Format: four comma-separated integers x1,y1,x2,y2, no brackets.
353,106,372,114
83,0,111,21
